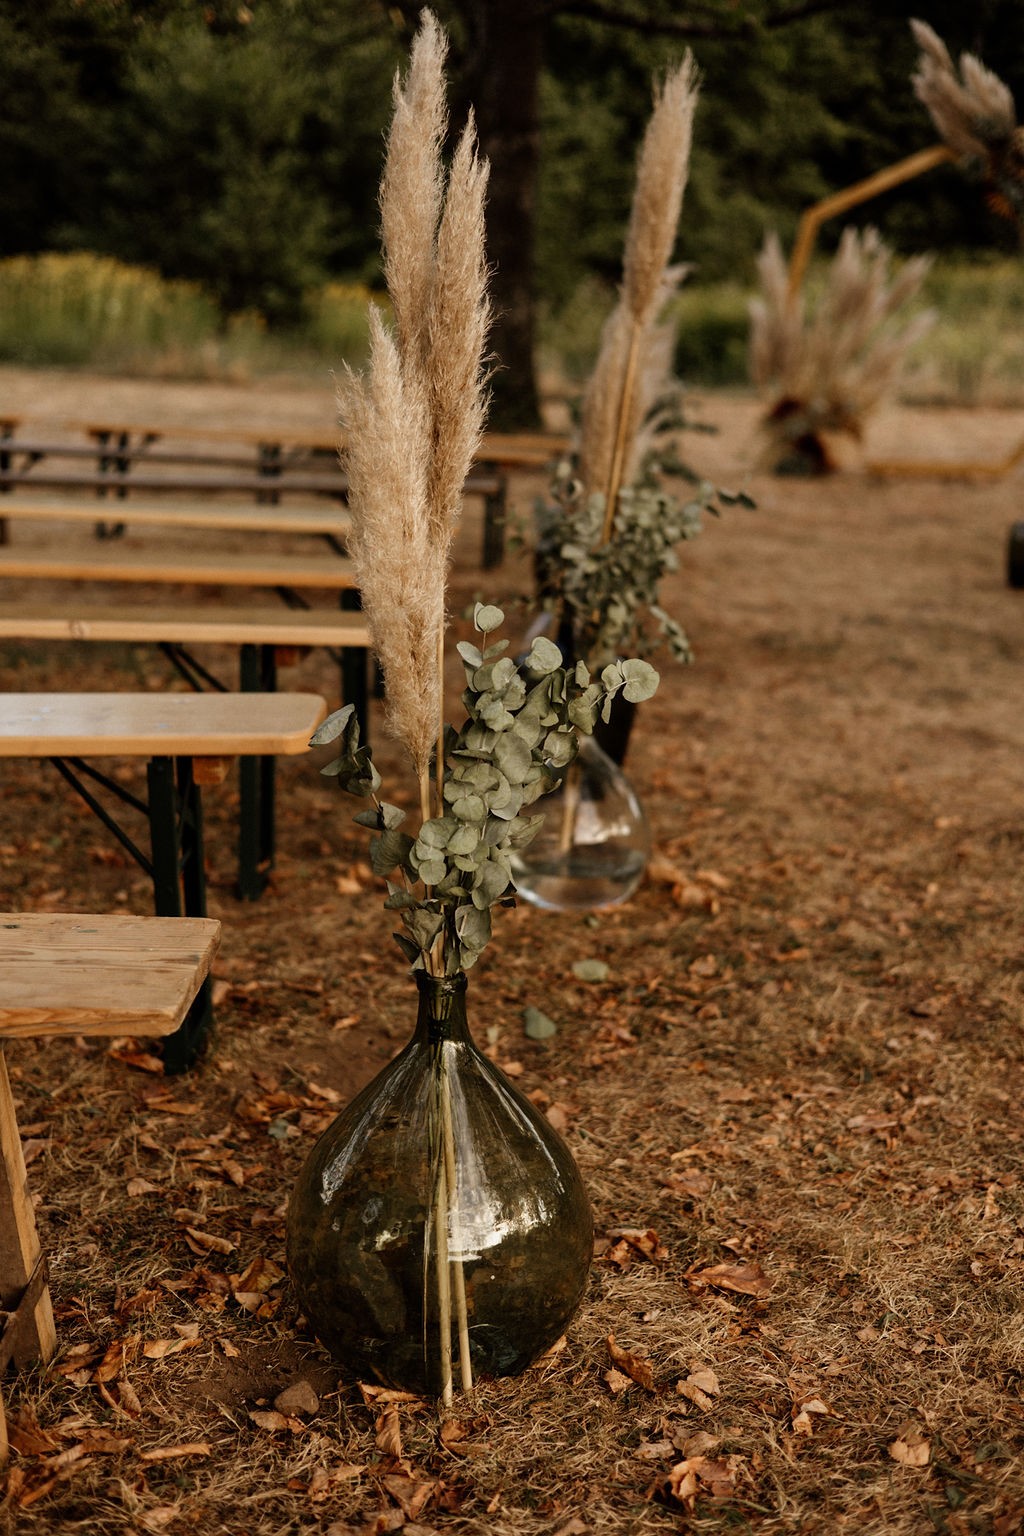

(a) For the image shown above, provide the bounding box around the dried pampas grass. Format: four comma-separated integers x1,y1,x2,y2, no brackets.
911,18,1016,166
911,18,1024,229
338,8,490,789
750,227,933,472
578,54,699,530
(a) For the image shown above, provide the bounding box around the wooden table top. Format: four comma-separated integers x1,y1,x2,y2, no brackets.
0,912,221,1037
0,691,327,757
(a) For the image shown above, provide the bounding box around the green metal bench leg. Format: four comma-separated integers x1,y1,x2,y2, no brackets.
237,643,278,901
148,755,213,1073
341,588,369,738
481,469,507,570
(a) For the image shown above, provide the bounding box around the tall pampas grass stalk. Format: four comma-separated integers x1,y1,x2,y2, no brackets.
578,54,699,542
339,8,490,829
335,7,490,1406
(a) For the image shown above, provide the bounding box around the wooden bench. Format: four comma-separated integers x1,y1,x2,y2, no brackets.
0,543,356,590
13,418,564,564
0,494,351,541
0,600,372,759
0,911,220,1461
0,692,325,1067
0,432,507,562
0,543,368,714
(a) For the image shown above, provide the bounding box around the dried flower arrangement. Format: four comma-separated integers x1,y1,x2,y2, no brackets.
289,11,658,1405
750,227,934,474
911,17,1024,230
754,19,1020,476
532,56,748,679
319,12,657,974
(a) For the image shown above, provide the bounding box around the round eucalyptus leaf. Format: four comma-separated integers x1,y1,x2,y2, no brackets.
474,602,504,633
525,636,562,675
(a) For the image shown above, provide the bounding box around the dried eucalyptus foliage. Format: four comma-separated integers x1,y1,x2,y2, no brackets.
312,604,657,974
534,443,750,668
911,17,1024,229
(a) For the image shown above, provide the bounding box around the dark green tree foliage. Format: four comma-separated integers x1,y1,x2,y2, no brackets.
0,0,131,257
0,0,1020,360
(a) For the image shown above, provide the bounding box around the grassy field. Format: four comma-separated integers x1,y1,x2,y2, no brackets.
2,251,1022,406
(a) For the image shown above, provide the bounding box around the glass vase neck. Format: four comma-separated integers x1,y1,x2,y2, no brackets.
414,969,470,1043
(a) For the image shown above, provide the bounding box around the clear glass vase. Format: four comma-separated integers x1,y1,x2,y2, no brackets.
286,972,593,1398
510,734,650,911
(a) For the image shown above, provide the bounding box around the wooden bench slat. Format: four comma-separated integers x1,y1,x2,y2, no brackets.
0,546,355,588
0,913,220,1039
0,497,351,537
0,600,369,648
73,419,570,465
0,691,327,757
0,466,501,497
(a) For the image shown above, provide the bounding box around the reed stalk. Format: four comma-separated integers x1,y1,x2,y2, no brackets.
440,1054,474,1395
579,55,698,545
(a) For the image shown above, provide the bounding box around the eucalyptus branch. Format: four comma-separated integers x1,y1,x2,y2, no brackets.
311,605,658,975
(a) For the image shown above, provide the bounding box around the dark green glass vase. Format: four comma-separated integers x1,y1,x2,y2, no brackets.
286,972,593,1397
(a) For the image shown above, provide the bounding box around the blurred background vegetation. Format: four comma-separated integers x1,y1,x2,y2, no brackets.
1,0,1021,417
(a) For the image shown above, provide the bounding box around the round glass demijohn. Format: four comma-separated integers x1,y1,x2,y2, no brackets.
509,733,650,912
286,972,593,1397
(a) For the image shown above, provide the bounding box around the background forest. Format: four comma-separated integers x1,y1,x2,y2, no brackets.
1,0,1022,423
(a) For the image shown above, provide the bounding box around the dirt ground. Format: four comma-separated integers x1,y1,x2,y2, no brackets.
1,366,1023,1536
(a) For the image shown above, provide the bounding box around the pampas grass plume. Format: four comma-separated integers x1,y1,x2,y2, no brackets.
337,8,490,785
579,54,699,509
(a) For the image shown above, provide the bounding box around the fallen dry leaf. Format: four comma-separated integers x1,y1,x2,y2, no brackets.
666,1453,744,1508
358,1383,423,1407
677,1367,721,1411
603,1367,632,1395
138,1442,211,1461
604,1227,668,1265
687,1260,772,1297
126,1177,161,1198
185,1226,235,1256
375,1405,403,1459
381,1471,439,1520
662,1170,713,1199
249,1409,305,1434
142,1338,202,1361
607,1335,656,1392
889,1423,930,1467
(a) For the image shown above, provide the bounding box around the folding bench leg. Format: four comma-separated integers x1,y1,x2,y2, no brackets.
148,756,213,1074
0,1046,57,1460
481,469,507,570
340,588,370,738
237,644,278,902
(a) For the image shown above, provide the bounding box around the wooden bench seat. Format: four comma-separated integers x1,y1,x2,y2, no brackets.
0,692,326,1068
0,911,221,1463
0,601,372,807
0,465,354,499
0,598,369,647
0,495,351,539
0,911,221,1038
0,544,355,589
5,416,562,565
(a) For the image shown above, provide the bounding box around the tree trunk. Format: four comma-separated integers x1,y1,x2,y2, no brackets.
460,0,546,430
